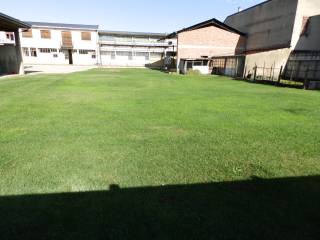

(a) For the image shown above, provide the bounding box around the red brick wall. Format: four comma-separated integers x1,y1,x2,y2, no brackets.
177,25,246,59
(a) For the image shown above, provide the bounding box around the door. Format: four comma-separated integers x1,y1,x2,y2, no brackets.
68,50,73,65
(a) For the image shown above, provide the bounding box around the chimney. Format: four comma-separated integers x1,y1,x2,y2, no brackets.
238,7,242,12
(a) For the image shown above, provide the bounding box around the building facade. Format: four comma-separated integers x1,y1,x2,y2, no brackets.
99,31,176,68
20,22,99,65
166,0,320,88
224,0,320,85
166,19,246,75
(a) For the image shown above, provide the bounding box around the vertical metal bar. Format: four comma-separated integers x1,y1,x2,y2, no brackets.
253,65,257,82
277,65,283,86
304,67,310,90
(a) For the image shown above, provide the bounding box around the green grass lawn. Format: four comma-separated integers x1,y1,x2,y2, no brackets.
0,69,320,239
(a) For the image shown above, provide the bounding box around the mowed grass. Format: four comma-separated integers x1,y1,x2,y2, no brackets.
0,68,320,194
0,69,320,239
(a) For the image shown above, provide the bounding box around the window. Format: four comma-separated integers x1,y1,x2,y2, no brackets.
79,49,88,54
30,48,37,57
194,61,203,66
6,33,14,41
129,52,133,60
73,49,78,53
22,30,33,38
22,48,30,57
92,54,96,59
116,51,130,57
53,54,58,58
135,52,149,60
39,48,57,53
40,30,51,39
101,51,112,56
79,49,95,55
111,51,116,60
61,31,73,48
81,32,91,41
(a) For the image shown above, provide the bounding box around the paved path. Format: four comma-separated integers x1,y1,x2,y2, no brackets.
25,64,97,75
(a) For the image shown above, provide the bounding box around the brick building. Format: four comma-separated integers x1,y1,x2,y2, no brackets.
166,0,320,88
166,19,246,75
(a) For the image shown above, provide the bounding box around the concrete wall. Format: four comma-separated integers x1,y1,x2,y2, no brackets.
225,0,298,52
292,0,320,50
294,15,320,51
0,45,18,74
177,25,245,59
20,28,98,65
244,48,292,79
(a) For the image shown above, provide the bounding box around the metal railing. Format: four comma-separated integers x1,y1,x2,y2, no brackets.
243,63,320,89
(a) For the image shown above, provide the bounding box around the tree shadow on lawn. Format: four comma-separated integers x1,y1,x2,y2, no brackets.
1,176,320,240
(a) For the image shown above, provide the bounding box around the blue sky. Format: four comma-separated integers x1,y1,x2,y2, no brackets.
1,0,263,33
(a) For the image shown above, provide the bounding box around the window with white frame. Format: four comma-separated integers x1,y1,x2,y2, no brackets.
79,49,95,55
135,52,149,60
101,51,112,56
39,48,57,53
111,51,116,60
30,48,37,57
22,47,30,57
6,33,14,41
116,51,130,57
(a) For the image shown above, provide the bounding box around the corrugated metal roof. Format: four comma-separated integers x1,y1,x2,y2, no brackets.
99,30,166,37
0,12,30,29
26,21,99,30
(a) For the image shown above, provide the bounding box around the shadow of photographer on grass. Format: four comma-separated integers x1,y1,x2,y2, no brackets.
1,175,320,240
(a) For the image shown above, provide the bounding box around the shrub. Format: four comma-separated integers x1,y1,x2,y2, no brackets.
186,69,201,75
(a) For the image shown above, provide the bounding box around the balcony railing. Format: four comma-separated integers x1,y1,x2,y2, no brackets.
99,39,176,47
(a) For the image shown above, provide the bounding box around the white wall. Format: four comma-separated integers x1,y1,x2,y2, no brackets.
20,28,98,65
0,32,15,45
100,46,164,67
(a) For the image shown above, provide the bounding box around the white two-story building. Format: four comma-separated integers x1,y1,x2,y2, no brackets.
20,22,99,65
99,30,176,68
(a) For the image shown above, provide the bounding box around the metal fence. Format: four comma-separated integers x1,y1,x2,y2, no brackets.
243,62,320,89
243,64,283,83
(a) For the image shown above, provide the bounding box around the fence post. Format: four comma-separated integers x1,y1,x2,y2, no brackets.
277,65,283,86
253,65,257,82
304,67,310,90
243,66,247,79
